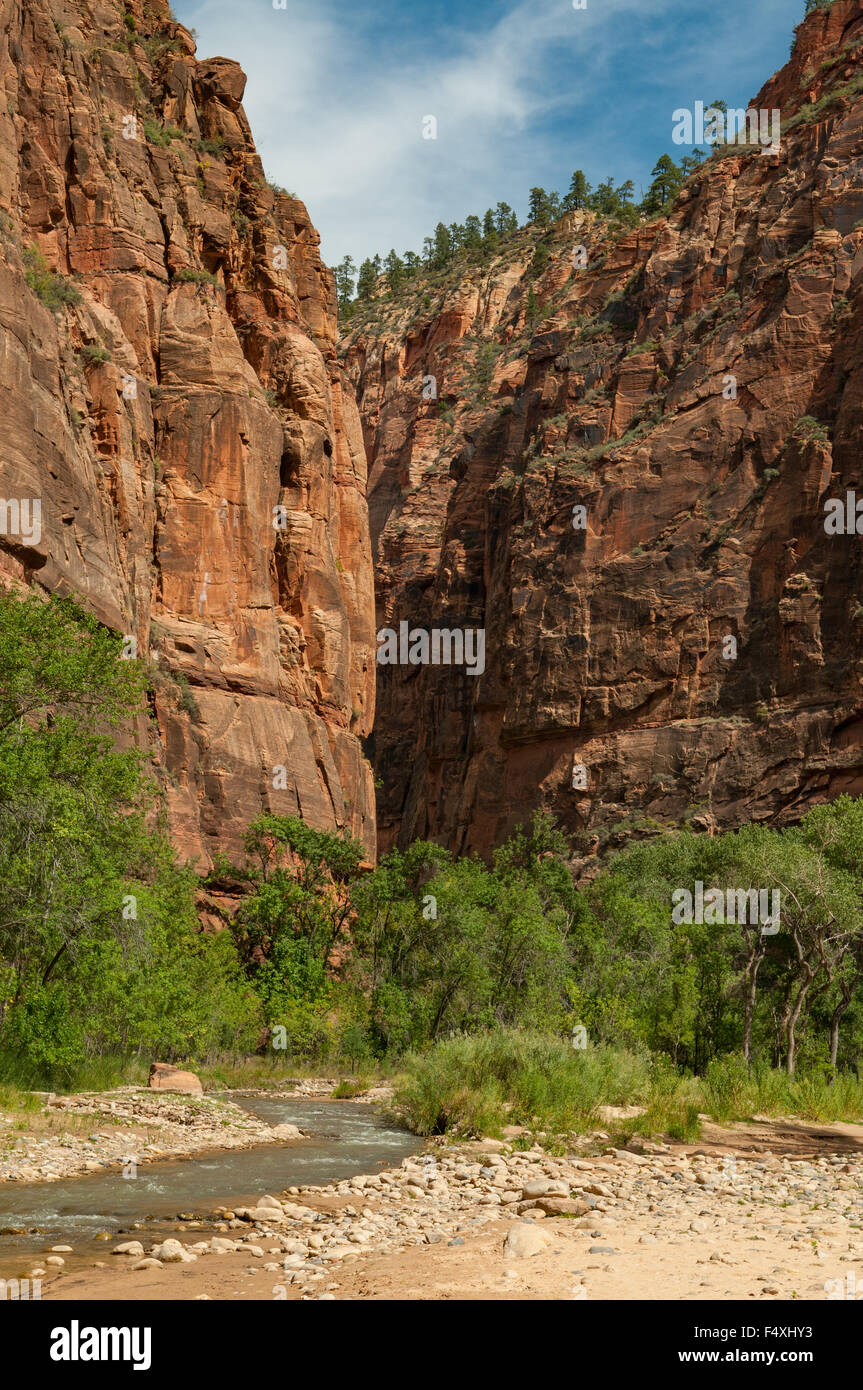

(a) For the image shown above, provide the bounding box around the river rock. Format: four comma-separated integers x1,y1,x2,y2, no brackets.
112,1241,145,1257
273,1124,303,1140
147,1063,203,1095
503,1223,551,1259
151,1239,196,1263
534,1197,593,1217
522,1179,570,1199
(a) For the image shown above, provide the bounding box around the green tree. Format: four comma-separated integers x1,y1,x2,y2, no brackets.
590,177,620,216
528,187,552,226
0,589,259,1075
432,222,451,269
680,149,706,177
356,258,377,300
383,248,404,293
462,214,483,252
482,209,498,250
231,815,366,1053
642,154,684,216
495,202,518,235
531,240,550,276
563,170,591,211
334,255,356,315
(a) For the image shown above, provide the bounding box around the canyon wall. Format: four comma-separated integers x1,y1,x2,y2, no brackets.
345,0,863,867
0,0,376,868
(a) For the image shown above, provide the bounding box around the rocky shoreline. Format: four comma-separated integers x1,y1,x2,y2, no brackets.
35,1121,863,1302
0,1088,307,1186
5,1081,862,1300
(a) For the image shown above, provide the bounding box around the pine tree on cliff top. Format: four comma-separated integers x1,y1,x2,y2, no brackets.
642,154,684,216
563,169,590,211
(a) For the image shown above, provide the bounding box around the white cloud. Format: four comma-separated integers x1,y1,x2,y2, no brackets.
176,0,800,269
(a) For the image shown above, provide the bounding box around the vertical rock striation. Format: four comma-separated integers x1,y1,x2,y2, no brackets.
0,0,375,866
344,0,863,866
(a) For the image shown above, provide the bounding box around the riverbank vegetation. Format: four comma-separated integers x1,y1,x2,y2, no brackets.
2,588,863,1142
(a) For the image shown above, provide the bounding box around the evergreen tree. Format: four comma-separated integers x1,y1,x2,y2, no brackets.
528,187,552,226
463,214,483,251
482,209,498,250
403,250,421,276
590,177,620,217
432,222,451,269
356,258,377,300
495,202,518,235
704,98,728,145
563,170,590,211
334,255,356,314
383,249,404,293
532,241,550,276
642,154,684,216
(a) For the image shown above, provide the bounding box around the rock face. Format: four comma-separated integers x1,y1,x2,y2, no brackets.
0,0,376,866
344,0,863,865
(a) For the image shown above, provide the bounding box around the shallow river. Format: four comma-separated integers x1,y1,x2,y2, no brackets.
0,1095,420,1276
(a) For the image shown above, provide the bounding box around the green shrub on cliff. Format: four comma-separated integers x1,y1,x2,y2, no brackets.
23,247,82,312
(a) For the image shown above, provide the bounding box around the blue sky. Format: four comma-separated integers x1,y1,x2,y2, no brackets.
173,0,807,269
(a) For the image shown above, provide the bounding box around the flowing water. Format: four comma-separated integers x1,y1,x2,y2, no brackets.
0,1096,420,1278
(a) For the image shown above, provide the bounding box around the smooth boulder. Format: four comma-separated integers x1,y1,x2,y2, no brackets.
148,1063,203,1095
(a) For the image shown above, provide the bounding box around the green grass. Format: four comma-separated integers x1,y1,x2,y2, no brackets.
0,1051,150,1094
394,1030,653,1138
393,1032,863,1142
698,1055,863,1124
0,1049,388,1097
331,1079,373,1099
0,1082,43,1113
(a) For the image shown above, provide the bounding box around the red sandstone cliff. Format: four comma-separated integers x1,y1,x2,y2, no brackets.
0,0,376,866
344,0,863,866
